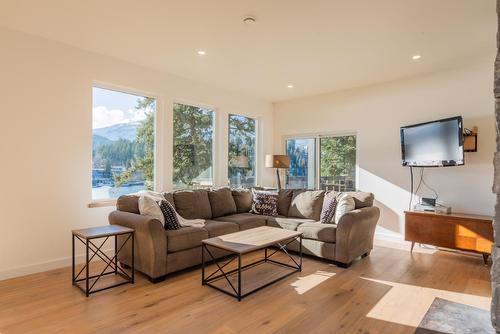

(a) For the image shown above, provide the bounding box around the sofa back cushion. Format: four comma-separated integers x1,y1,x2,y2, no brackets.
173,189,212,219
277,189,293,216
208,188,237,218
347,191,374,209
116,194,140,214
288,190,325,220
231,189,253,213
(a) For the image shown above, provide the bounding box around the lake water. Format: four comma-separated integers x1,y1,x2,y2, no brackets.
92,184,146,200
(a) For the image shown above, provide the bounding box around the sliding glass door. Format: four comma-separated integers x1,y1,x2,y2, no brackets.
285,138,316,189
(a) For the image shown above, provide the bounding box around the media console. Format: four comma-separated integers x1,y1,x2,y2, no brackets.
405,210,493,264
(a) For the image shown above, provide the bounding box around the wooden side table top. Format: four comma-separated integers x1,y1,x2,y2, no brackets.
404,210,493,223
72,225,134,239
202,226,302,254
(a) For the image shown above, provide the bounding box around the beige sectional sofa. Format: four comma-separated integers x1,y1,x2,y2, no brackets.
109,188,380,282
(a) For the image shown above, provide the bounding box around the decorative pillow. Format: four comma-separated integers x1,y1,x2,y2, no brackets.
320,193,338,224
138,196,181,230
250,190,278,216
158,200,182,230
334,193,356,224
208,188,237,217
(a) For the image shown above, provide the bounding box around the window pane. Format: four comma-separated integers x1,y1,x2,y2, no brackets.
92,87,156,200
285,138,316,189
320,135,356,191
228,114,256,188
173,103,214,189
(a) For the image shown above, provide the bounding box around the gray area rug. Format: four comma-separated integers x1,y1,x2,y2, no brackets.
415,298,494,334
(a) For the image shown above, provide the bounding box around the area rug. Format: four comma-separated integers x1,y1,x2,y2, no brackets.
415,297,494,334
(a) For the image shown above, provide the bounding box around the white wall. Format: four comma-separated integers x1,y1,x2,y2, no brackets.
0,28,274,279
273,58,496,240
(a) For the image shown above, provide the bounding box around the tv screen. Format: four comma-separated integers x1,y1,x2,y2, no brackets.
401,116,464,167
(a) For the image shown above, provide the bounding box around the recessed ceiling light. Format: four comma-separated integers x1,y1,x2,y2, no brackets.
243,16,256,25
412,54,422,60
197,50,206,55
287,84,294,88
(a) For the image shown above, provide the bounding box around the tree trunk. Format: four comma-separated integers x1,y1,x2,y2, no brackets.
492,1,500,331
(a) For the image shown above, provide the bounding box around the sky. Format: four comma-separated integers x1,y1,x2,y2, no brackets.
92,87,150,129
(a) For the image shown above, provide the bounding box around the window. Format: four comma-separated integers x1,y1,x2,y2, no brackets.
284,134,357,190
320,135,356,191
92,87,156,200
228,114,256,188
173,103,214,189
285,138,316,189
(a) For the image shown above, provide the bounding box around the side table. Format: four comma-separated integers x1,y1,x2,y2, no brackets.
72,225,135,296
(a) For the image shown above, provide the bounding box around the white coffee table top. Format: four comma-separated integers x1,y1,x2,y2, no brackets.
202,226,302,254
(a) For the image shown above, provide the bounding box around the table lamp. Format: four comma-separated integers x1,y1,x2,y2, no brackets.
265,154,290,190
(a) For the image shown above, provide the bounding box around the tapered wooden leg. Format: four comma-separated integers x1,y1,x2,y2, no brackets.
410,241,415,253
483,253,489,265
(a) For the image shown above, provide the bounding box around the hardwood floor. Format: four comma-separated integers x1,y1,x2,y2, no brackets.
0,244,491,334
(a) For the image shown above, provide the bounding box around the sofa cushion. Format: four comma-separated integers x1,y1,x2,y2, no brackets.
165,226,208,253
203,220,239,237
208,188,237,218
116,194,140,214
214,213,267,231
298,222,337,243
266,216,315,231
277,189,294,216
174,190,212,219
231,189,253,213
347,191,374,209
288,190,325,220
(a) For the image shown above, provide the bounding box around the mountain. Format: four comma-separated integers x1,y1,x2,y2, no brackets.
93,121,141,142
92,134,112,151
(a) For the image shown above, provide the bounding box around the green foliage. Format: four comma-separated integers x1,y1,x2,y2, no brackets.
228,115,256,186
320,135,356,178
173,103,213,187
113,98,156,190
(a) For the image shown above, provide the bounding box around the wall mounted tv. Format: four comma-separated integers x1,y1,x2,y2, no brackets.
400,116,464,167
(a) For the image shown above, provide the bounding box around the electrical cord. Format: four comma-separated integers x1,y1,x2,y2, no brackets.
409,166,414,211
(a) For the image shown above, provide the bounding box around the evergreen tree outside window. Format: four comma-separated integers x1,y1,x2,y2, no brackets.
173,103,214,189
92,87,156,200
228,114,256,188
320,135,356,191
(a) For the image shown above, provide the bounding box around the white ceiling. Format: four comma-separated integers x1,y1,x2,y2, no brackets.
0,0,496,101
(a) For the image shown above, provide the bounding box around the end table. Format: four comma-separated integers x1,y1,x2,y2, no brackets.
72,225,134,296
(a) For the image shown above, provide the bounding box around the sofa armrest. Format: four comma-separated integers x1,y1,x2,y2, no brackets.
109,210,167,279
335,206,380,264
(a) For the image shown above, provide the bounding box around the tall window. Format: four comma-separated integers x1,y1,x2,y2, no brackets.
92,87,156,200
285,138,316,189
173,103,214,189
228,114,256,188
320,135,356,191
284,134,357,190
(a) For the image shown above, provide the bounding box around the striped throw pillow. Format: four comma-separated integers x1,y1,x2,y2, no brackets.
158,199,182,230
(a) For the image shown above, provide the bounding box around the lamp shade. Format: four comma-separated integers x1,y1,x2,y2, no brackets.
229,155,249,168
265,154,290,168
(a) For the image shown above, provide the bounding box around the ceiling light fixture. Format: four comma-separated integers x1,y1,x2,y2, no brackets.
287,84,294,88
243,16,256,25
412,54,422,60
197,50,206,55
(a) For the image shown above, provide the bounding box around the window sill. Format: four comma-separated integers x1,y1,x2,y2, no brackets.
88,200,117,208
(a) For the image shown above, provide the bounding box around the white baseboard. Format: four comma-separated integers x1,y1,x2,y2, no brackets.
0,249,114,281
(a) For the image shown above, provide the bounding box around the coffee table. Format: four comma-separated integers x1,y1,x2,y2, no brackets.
201,226,303,301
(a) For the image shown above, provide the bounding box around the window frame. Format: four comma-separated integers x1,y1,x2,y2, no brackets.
227,113,258,188
282,131,358,190
172,100,217,190
90,82,161,205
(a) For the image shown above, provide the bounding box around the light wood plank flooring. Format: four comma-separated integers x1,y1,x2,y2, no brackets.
0,244,491,334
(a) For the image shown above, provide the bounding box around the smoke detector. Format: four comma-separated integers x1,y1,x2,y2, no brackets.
243,16,257,25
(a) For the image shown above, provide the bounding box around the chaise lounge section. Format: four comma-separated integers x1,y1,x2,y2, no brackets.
109,188,380,282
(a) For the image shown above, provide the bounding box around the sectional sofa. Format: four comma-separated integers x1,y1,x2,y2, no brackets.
109,188,380,282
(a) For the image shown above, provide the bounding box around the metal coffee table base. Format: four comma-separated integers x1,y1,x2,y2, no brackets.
201,235,302,301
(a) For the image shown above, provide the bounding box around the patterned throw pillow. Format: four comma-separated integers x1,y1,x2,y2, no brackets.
320,195,338,224
251,190,278,216
158,199,182,230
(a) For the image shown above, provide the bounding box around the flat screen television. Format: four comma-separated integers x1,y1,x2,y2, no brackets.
400,116,464,167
